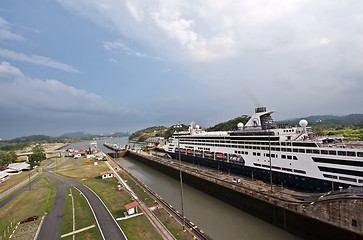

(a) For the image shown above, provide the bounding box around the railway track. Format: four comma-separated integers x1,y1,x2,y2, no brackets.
107,155,213,240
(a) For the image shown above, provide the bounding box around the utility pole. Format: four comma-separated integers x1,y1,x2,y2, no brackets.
268,122,273,193
28,171,31,191
175,123,185,230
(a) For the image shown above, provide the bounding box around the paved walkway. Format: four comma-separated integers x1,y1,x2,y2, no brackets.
0,158,128,240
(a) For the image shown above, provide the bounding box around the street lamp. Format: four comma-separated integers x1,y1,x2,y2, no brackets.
175,124,185,230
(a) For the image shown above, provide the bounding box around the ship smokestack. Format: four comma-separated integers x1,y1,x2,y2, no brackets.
255,107,266,113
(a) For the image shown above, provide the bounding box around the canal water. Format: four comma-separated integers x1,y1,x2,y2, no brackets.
117,156,301,240
61,136,135,152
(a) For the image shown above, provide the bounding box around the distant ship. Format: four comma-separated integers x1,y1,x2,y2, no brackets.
165,107,363,192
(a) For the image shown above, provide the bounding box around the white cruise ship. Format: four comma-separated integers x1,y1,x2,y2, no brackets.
165,107,363,192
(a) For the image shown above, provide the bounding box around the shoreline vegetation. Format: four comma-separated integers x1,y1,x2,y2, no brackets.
129,114,363,142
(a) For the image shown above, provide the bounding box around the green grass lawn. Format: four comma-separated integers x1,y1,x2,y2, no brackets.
0,186,57,236
61,188,73,235
118,214,163,240
49,157,70,169
62,227,100,240
61,187,99,237
55,158,109,179
153,208,194,240
0,169,39,195
83,178,133,218
59,161,77,169
35,176,59,186
117,170,157,208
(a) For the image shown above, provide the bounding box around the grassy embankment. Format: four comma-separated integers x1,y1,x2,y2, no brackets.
0,171,44,202
54,157,108,179
34,176,59,186
48,157,71,169
0,186,57,239
108,159,194,240
61,187,99,240
55,157,162,239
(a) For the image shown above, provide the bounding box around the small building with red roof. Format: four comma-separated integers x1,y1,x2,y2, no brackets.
72,152,86,158
125,201,138,216
100,171,114,179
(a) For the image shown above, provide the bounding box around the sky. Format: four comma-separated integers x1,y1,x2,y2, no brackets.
0,0,362,140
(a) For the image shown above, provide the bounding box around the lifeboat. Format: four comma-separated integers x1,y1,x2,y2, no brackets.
216,153,227,159
204,151,214,157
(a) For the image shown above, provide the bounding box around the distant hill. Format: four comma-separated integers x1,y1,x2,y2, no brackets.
129,125,189,142
206,116,250,131
7,135,52,143
285,114,363,124
111,132,130,137
58,131,98,138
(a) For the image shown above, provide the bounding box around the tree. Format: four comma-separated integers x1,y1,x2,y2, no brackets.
28,153,46,168
32,144,44,154
0,151,18,168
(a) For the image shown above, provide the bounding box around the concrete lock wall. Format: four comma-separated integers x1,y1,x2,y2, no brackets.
126,151,363,240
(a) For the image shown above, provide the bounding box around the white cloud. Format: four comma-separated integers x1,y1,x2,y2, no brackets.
0,16,24,41
103,40,146,58
0,62,114,114
57,0,363,117
0,48,80,73
0,61,24,78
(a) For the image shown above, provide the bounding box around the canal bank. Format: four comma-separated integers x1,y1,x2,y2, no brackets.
121,150,363,240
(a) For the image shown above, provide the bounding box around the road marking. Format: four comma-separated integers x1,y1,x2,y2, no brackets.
74,187,106,240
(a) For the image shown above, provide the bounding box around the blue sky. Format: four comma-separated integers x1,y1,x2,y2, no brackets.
0,0,362,140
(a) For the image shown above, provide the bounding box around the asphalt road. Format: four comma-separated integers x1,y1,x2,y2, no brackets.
0,159,127,240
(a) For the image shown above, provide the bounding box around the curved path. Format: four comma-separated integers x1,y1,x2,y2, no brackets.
0,159,127,240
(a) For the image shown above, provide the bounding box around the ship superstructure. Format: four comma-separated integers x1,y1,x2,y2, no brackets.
165,107,363,192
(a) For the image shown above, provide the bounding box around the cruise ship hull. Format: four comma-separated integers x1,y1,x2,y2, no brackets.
169,152,350,192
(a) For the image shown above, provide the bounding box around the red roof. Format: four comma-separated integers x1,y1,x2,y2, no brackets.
72,152,86,156
125,201,138,210
100,171,114,175
80,148,86,150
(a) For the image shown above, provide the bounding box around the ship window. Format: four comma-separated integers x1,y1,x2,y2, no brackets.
306,149,312,153
339,176,357,182
282,155,286,159
253,163,261,167
257,152,261,156
358,152,363,157
293,156,298,160
318,166,363,177
323,174,337,179
293,149,299,152
321,150,328,155
287,155,292,160
299,149,305,153
338,151,346,156
352,219,358,227
359,179,363,183
253,152,256,156
328,151,336,155
347,152,356,157
286,148,292,152
282,168,292,172
272,166,281,170
313,149,320,154
294,169,306,174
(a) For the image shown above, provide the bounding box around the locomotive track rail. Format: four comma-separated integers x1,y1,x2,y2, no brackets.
106,154,213,240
